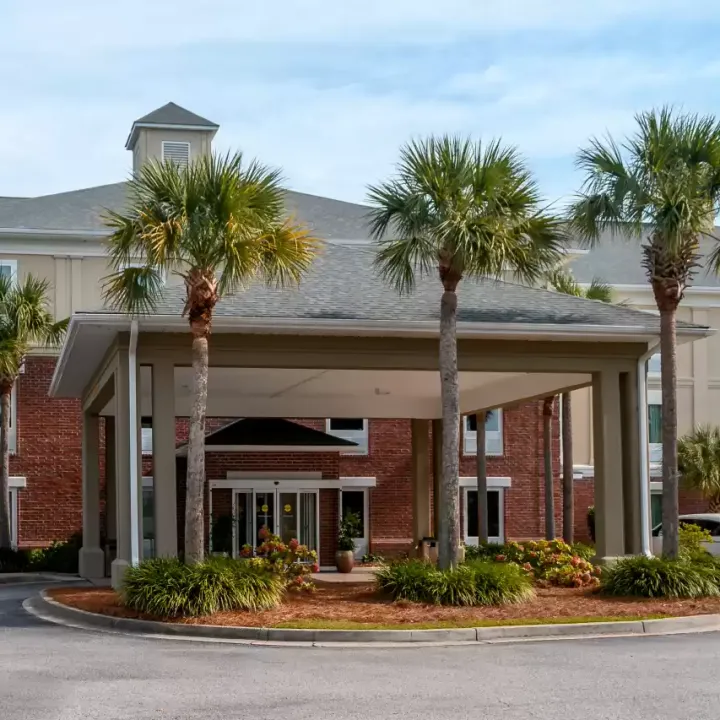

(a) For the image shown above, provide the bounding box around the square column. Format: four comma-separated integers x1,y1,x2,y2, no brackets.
111,348,143,590
621,370,643,555
152,361,177,558
592,369,626,561
411,419,431,553
78,411,104,579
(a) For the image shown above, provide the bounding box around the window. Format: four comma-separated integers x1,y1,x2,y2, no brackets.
0,385,17,454
141,418,153,455
0,259,17,284
463,409,503,455
9,487,17,548
648,390,661,463
326,418,368,454
463,489,503,543
161,141,190,167
648,353,661,376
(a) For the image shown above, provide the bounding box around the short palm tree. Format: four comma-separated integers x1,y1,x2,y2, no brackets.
368,136,564,568
678,425,720,511
569,108,720,557
547,269,613,543
103,152,318,564
0,275,66,549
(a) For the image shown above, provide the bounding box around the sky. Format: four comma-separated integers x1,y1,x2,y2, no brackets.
2,1,720,206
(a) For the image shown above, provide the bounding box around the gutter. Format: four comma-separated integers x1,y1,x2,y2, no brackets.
128,319,140,567
638,341,660,557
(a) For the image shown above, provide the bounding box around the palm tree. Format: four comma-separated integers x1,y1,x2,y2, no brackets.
368,136,564,568
547,270,613,543
678,425,720,511
103,153,318,564
569,108,720,558
0,275,66,549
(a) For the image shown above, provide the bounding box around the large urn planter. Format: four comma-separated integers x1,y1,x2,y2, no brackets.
335,550,355,574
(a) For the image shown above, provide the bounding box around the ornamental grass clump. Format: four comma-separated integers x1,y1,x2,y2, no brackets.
375,559,534,606
122,557,285,618
600,556,720,599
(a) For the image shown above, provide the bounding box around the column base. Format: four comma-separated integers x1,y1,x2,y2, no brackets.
110,558,131,590
78,546,105,579
593,555,626,566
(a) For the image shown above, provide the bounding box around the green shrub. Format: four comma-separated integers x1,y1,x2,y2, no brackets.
464,542,510,562
498,539,600,588
601,556,720,599
571,542,595,562
678,523,712,561
122,557,285,618
375,560,534,606
0,547,31,572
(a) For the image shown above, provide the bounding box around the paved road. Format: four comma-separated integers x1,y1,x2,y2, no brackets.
2,582,719,720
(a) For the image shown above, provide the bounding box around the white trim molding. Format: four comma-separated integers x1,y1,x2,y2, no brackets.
178,444,356,455
573,464,595,479
459,476,511,488
226,471,322,480
9,476,26,488
339,476,377,488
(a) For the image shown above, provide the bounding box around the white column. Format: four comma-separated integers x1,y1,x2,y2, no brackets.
152,361,177,557
78,410,104,578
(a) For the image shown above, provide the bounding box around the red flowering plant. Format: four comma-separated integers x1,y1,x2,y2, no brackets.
241,526,318,591
497,539,599,588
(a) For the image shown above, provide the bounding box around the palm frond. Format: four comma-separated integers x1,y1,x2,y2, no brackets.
102,267,166,314
679,425,720,503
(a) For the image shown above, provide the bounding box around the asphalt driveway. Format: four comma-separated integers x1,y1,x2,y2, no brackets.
1,581,718,720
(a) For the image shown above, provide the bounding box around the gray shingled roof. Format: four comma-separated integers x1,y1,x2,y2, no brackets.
79,242,699,332
132,102,218,128
0,182,374,239
568,228,720,288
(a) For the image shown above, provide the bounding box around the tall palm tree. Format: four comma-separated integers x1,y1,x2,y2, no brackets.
678,425,720,511
0,275,66,549
569,109,720,558
103,152,318,564
368,136,564,568
547,270,613,543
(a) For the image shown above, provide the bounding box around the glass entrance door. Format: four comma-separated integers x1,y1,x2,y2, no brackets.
234,488,318,556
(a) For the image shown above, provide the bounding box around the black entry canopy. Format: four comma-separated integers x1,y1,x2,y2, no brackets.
176,417,358,454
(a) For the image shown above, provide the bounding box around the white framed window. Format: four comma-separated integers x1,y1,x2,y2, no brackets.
463,409,503,455
9,487,18,548
0,259,17,284
161,141,190,167
325,418,369,455
0,386,17,455
648,353,661,376
141,426,153,455
462,487,505,544
648,389,662,463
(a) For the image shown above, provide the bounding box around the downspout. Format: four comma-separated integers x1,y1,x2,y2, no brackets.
128,319,140,567
638,341,660,557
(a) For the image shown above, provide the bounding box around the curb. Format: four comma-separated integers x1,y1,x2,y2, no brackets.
0,573,87,586
24,591,720,646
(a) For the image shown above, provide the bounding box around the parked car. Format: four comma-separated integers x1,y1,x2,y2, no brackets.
652,513,720,556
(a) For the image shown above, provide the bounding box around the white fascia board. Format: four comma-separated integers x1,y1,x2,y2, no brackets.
459,476,511,488
339,477,377,488
9,476,26,488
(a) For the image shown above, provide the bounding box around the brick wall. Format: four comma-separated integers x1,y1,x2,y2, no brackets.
13,357,84,548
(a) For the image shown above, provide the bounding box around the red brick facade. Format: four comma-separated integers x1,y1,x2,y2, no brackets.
13,357,708,562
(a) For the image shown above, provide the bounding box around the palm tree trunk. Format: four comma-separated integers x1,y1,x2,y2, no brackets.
185,329,209,564
660,307,679,558
0,386,11,549
475,411,488,544
543,396,555,540
561,392,574,544
438,288,460,570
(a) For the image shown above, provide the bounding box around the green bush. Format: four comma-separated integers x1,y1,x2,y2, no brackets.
375,560,534,606
464,542,510,562
0,533,82,574
122,557,285,618
0,547,31,572
600,556,720,599
571,542,595,562
678,523,712,561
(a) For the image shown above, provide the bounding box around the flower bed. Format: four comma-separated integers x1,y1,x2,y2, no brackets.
48,582,720,629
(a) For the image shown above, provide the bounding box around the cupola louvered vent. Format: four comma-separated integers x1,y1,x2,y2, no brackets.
161,141,190,167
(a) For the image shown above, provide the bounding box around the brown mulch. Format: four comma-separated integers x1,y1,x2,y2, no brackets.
48,582,720,627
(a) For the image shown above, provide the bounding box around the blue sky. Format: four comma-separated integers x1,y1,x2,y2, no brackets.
1,1,720,206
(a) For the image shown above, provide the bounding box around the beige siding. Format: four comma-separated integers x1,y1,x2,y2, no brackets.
572,294,720,469
134,128,212,171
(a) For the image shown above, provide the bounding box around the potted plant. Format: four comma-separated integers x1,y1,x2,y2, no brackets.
336,511,360,573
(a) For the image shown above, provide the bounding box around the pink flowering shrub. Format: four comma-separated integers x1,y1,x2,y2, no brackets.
497,539,600,588
239,527,318,591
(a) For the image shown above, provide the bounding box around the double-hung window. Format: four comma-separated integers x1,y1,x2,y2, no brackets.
463,410,503,455
326,419,369,455
648,390,662,463
0,260,18,453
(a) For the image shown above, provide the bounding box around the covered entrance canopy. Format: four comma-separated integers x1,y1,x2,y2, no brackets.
49,243,712,586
